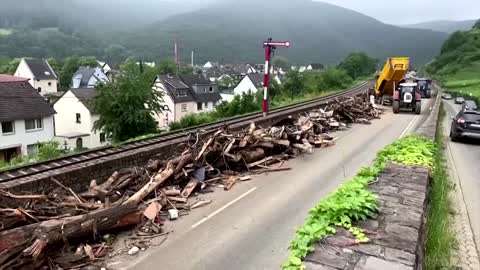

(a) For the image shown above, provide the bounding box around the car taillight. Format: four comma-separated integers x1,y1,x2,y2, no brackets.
457,118,465,124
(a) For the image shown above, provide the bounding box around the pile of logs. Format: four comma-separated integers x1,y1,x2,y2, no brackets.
0,94,380,269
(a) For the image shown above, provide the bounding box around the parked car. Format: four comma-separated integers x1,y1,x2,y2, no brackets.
455,96,465,104
462,100,478,111
442,93,453,100
450,110,480,141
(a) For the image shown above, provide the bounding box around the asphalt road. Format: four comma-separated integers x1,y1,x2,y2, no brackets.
109,97,435,270
443,100,480,254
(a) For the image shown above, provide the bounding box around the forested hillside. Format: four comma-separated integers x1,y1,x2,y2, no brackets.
425,20,480,99
0,0,447,65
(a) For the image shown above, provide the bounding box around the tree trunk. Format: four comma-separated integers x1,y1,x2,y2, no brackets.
125,162,175,204
0,203,140,266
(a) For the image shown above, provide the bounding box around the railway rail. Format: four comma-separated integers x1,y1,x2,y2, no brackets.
0,81,373,186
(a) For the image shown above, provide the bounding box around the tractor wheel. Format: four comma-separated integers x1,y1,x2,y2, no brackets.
393,101,400,114
415,102,421,115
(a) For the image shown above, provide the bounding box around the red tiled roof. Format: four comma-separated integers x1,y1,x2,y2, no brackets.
0,74,30,83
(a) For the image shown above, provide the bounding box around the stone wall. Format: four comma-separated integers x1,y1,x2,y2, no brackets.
304,163,430,270
415,84,442,139
1,90,365,193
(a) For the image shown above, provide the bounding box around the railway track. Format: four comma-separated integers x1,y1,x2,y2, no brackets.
0,81,373,186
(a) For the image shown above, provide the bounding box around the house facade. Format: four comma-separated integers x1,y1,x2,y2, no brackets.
179,74,221,113
152,74,222,129
0,75,56,161
53,88,107,150
233,73,264,96
14,58,58,95
152,75,197,128
71,66,109,88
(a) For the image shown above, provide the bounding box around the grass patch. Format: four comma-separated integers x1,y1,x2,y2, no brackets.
283,136,436,270
440,62,480,100
425,102,455,269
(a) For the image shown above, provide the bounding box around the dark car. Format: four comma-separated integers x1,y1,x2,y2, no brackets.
450,110,480,141
462,100,478,111
455,96,465,104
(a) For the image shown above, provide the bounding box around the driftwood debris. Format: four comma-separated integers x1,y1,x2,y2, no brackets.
0,92,380,269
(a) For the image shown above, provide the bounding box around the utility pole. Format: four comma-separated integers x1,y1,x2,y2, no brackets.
191,51,194,67
262,38,290,117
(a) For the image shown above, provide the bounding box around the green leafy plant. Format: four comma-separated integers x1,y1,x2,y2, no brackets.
283,135,435,270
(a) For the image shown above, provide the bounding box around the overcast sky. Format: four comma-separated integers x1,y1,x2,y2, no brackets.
316,0,480,24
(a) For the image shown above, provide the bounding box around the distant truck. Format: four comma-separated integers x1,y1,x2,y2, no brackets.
374,57,410,105
414,78,432,98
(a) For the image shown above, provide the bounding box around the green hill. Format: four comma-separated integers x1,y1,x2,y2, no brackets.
0,0,447,65
403,20,477,33
425,20,480,98
121,0,447,66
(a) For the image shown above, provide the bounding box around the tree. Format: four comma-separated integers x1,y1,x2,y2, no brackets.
157,59,177,75
338,52,377,79
283,70,305,101
0,57,20,74
93,60,163,142
217,75,239,90
272,56,289,70
58,56,97,90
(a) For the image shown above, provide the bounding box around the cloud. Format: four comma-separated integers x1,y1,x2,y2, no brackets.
316,0,480,24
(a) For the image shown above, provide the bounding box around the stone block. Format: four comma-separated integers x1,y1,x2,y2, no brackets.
384,210,422,229
304,261,339,270
356,220,379,232
354,256,413,270
400,189,426,200
306,243,353,269
349,244,383,257
384,248,415,266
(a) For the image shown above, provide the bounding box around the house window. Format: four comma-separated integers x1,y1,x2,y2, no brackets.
27,144,38,156
204,102,208,109
48,82,52,86
209,87,213,92
37,87,42,93
25,118,43,131
181,104,187,112
76,113,81,123
37,79,40,82
1,121,14,135
100,133,106,143
197,102,202,111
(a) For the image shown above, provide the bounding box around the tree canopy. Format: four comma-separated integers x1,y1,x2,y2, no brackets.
338,52,377,79
93,60,163,142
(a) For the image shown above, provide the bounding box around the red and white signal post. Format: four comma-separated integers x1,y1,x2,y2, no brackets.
262,38,290,116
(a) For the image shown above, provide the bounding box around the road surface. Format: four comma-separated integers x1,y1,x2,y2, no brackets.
109,98,434,270
443,100,480,255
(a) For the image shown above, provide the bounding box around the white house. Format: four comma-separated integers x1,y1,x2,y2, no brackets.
14,58,58,95
0,75,56,161
203,61,218,69
71,66,109,88
152,75,197,129
97,61,112,74
152,74,222,129
306,63,324,71
233,73,264,96
53,88,107,150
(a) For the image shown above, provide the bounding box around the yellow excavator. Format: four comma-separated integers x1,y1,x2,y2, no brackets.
374,57,421,114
